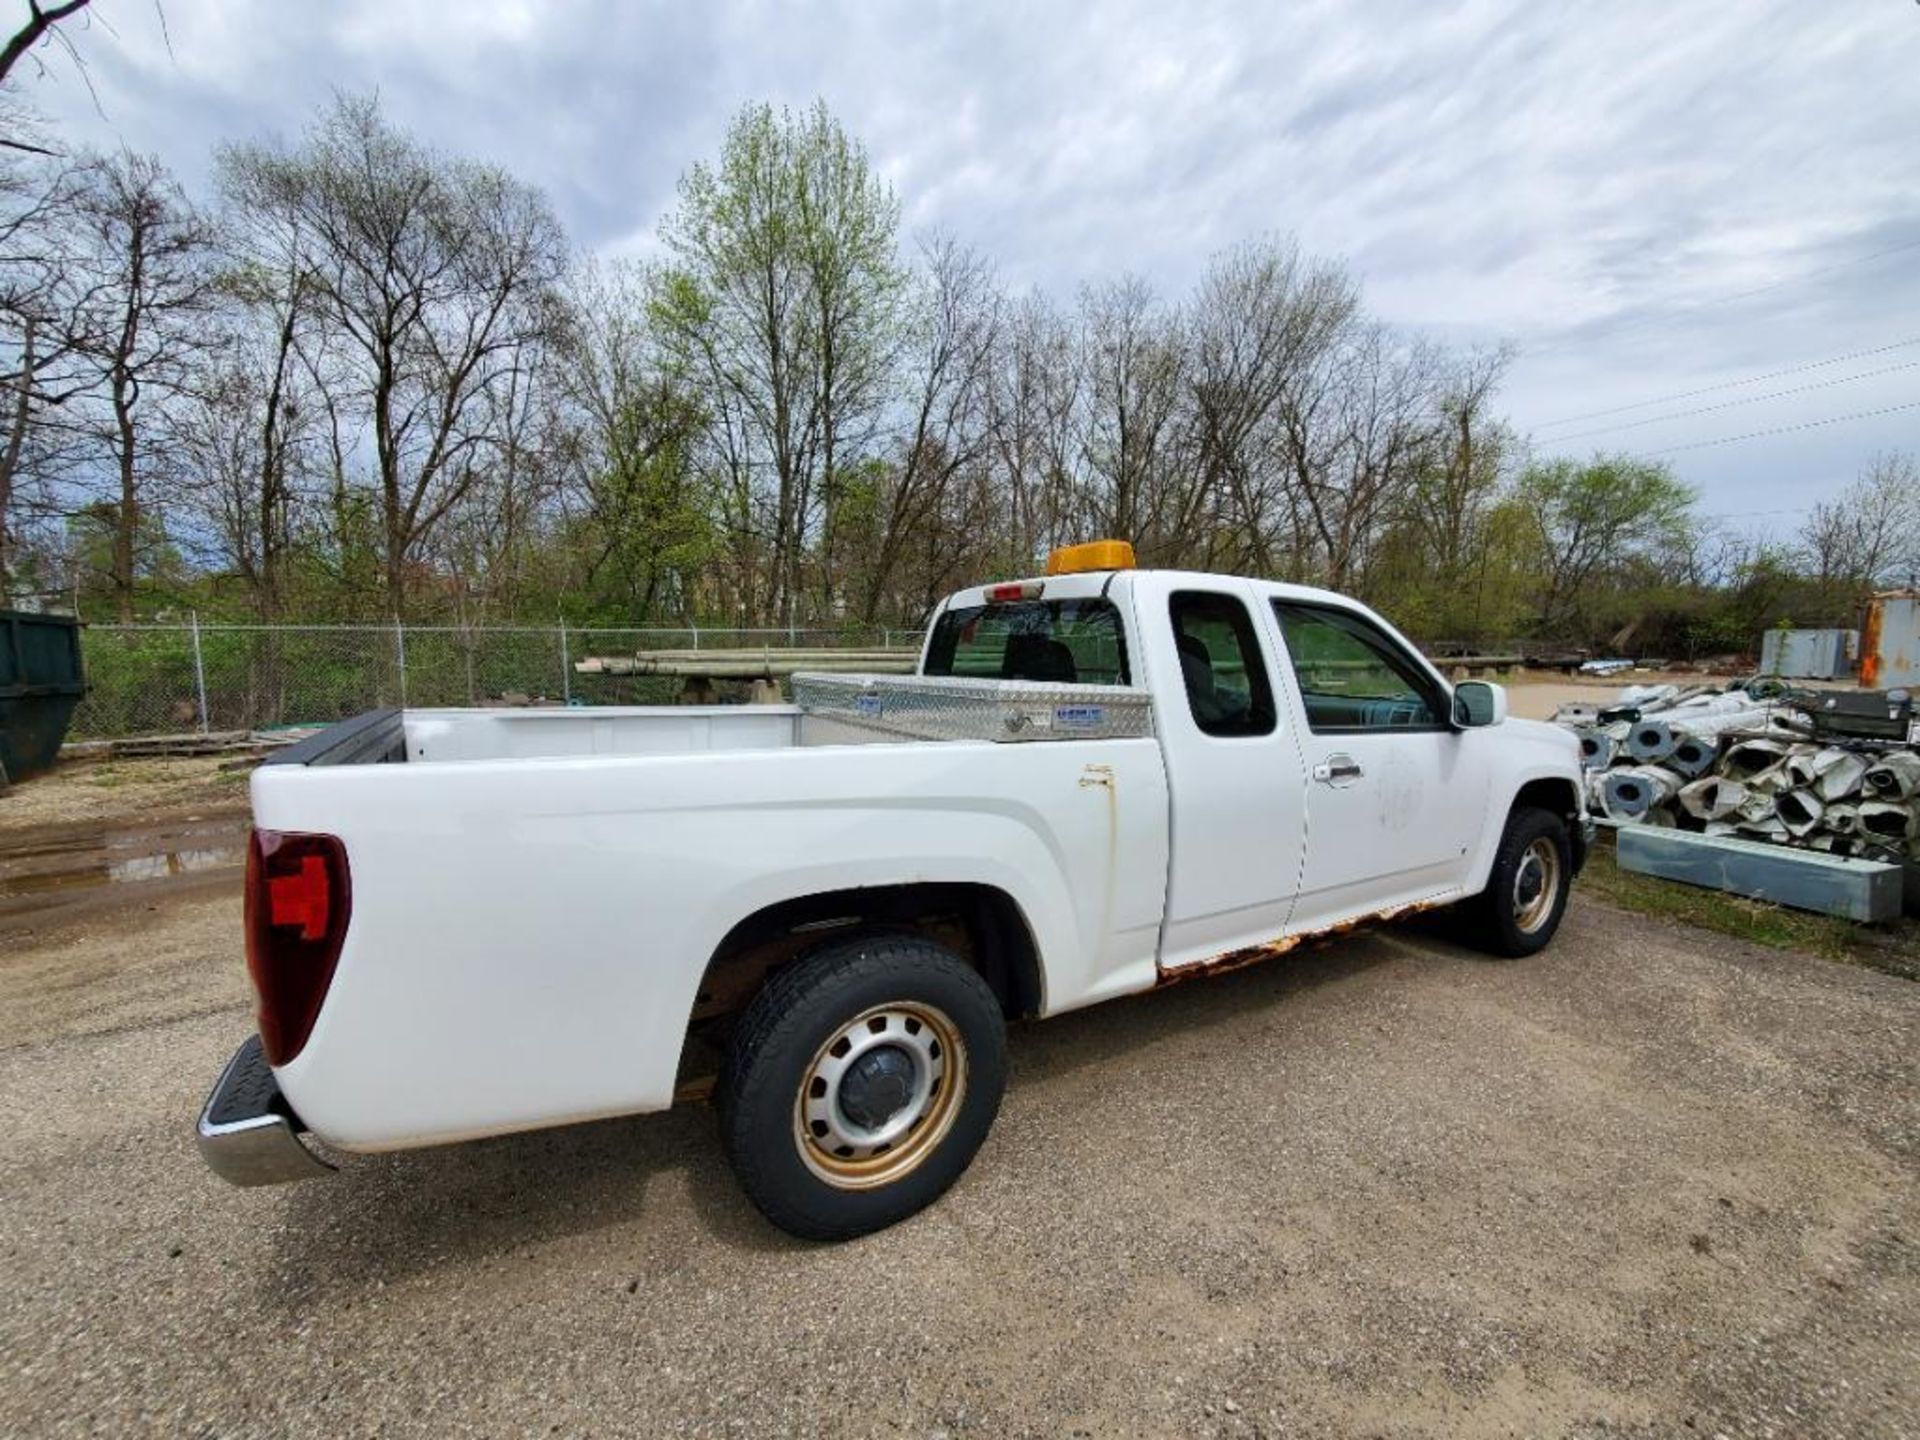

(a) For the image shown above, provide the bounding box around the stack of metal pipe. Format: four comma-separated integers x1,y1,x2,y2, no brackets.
1555,680,1918,868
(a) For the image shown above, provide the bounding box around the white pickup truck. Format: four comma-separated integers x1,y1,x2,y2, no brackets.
198,544,1589,1239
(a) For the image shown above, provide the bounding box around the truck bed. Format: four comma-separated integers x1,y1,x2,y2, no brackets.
269,674,1156,766
250,705,1172,1149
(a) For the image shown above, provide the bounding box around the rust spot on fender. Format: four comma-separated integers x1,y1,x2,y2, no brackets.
1156,896,1450,985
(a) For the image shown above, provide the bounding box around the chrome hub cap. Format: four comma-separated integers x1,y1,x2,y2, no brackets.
794,1002,967,1190
1512,837,1562,933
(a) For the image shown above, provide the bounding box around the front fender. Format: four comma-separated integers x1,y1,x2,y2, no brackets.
1461,761,1589,896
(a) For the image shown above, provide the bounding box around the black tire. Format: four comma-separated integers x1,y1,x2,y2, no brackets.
718,933,1007,1241
1464,806,1573,958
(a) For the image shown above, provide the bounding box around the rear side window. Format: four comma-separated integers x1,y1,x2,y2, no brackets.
1271,601,1446,732
1169,591,1275,737
924,598,1130,685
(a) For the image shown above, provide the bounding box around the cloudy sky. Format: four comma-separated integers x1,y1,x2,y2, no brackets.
18,0,1920,536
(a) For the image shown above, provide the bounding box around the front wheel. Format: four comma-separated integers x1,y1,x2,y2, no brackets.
1464,807,1573,958
718,934,1008,1241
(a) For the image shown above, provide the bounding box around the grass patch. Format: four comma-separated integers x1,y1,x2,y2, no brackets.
1577,836,1917,979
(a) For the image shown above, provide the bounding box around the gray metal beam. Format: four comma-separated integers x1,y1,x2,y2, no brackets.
1615,827,1903,923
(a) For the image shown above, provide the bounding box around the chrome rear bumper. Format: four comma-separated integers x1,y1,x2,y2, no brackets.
196,1035,336,1186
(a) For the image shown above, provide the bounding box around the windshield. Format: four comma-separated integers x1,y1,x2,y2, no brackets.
923,598,1130,685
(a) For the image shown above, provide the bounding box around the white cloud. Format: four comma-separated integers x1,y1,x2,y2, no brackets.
20,0,1920,527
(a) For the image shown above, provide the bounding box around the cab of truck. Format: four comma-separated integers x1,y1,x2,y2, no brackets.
924,550,1584,971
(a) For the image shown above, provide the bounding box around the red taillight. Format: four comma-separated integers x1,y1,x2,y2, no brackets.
268,855,332,939
245,829,351,1066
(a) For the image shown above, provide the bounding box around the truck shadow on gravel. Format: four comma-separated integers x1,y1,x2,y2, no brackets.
1004,928,1413,1087
266,1105,787,1309
262,925,1427,1305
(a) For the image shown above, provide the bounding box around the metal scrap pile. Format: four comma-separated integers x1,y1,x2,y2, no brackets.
1555,681,1920,865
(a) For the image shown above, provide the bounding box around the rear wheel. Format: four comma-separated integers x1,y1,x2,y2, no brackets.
1465,807,1573,958
719,934,1007,1240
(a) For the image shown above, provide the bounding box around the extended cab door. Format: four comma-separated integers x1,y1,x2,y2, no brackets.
1266,597,1491,931
1137,576,1310,972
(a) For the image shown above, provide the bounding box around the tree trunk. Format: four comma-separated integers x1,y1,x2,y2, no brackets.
0,319,33,601
372,354,408,619
112,374,137,620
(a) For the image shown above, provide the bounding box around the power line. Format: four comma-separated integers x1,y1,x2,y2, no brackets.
1541,359,1920,443
1638,399,1920,457
1533,336,1920,428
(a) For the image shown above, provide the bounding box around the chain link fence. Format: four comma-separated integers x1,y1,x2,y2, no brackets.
68,621,923,742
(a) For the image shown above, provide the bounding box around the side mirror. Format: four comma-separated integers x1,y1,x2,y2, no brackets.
1453,680,1507,729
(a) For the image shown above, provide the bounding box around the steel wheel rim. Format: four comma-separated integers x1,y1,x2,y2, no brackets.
1512,836,1561,933
793,1002,967,1190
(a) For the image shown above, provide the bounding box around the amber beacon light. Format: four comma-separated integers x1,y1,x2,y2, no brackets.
1046,539,1137,575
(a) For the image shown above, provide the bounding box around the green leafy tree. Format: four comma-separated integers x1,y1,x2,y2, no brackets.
554,259,713,621
1516,454,1696,641
651,100,905,625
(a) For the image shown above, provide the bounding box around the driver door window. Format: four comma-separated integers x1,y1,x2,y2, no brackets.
1271,602,1445,732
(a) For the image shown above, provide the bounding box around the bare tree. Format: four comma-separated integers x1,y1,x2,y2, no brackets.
0,0,92,93
1800,452,1920,595
985,292,1081,567
1076,277,1185,553
170,283,320,618
1411,348,1512,578
1278,323,1445,589
852,235,1000,621
220,95,567,617
64,150,215,618
0,97,99,596
1184,239,1356,574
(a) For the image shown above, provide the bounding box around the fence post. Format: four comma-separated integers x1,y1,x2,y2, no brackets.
189,611,210,734
558,619,572,704
394,618,408,708
691,623,700,651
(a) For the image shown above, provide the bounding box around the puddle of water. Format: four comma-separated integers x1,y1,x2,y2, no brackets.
107,847,244,884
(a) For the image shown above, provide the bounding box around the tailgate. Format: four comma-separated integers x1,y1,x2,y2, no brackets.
265,708,407,767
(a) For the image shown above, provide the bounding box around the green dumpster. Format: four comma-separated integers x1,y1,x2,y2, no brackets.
0,609,85,784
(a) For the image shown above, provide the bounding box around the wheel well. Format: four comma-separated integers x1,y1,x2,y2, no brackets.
1512,776,1579,823
689,884,1044,1035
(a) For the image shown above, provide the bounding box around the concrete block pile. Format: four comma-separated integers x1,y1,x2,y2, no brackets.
1555,681,1919,865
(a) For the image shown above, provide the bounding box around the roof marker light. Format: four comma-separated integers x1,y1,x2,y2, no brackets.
1046,539,1136,575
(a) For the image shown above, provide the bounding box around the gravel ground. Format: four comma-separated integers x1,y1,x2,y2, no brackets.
1,878,1915,1438
0,756,248,833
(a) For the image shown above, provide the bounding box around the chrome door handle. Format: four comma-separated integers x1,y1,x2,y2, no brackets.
1312,755,1363,786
